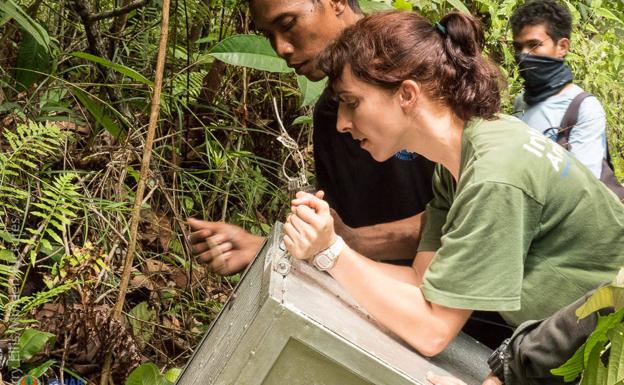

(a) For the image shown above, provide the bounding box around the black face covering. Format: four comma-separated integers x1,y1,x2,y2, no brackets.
516,53,573,106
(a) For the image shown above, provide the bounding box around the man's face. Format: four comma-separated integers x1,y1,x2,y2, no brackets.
512,23,568,58
251,0,348,81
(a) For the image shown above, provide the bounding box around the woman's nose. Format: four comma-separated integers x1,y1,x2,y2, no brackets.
336,110,352,133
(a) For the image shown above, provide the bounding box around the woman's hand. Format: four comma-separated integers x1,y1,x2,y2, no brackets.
426,372,467,385
426,371,502,385
283,191,337,261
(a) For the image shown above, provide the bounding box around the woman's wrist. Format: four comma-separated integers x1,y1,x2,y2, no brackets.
311,234,344,271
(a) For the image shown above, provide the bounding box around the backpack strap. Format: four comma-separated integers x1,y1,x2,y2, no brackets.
555,92,624,202
556,92,591,150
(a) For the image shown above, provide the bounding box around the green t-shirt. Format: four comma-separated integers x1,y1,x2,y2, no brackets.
418,114,624,326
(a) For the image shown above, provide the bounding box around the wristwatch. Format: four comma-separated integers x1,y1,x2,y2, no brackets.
487,337,511,381
312,236,345,271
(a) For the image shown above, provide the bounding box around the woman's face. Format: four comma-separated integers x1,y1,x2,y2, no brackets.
334,67,409,161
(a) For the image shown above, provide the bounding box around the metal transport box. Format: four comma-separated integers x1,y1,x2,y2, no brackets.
176,223,492,385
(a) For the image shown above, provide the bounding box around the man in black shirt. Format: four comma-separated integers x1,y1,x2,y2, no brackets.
188,0,434,274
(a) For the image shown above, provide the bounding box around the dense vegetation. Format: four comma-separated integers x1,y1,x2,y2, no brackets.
0,0,622,384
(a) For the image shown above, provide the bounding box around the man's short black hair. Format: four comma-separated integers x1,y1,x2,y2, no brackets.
249,0,362,14
510,0,572,41
310,0,362,13
346,0,362,13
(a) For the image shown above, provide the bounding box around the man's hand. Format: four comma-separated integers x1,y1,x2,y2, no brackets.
330,207,355,241
187,218,265,276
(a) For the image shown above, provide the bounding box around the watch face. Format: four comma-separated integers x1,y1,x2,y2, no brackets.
315,253,333,270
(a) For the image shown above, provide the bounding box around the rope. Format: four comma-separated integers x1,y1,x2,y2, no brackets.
272,97,313,193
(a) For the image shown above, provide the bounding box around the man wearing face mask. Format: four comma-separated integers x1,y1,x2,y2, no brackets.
511,0,607,180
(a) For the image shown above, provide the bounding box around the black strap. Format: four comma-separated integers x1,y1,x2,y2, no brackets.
556,92,591,150
556,92,624,201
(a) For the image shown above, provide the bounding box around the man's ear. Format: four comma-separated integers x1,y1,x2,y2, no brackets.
329,0,348,15
398,80,419,109
555,37,570,58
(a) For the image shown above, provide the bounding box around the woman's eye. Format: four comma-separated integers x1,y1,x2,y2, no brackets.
339,98,358,110
281,17,296,32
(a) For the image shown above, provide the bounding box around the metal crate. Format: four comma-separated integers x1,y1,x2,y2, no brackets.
176,223,492,385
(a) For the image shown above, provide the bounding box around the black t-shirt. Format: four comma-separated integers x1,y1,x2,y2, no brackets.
313,89,435,228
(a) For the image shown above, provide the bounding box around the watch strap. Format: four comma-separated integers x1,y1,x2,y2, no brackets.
312,236,345,271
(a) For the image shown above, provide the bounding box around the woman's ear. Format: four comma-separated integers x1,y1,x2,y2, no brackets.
329,0,348,15
398,80,420,109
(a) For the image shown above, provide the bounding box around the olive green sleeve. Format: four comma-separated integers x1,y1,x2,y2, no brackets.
422,181,541,312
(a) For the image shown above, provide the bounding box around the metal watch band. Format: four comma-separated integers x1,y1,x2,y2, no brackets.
312,236,345,271
487,338,510,380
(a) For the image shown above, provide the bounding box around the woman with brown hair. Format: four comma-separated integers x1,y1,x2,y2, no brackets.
281,9,624,363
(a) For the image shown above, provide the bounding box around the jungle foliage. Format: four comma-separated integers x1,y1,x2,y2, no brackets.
0,0,622,384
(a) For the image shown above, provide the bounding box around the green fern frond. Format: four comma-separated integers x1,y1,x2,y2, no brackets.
0,249,18,306
0,122,67,223
27,172,81,265
0,122,64,180
3,280,77,317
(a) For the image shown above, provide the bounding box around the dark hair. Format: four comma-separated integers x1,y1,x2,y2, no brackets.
510,0,572,41
249,0,362,14
318,11,503,121
346,0,362,13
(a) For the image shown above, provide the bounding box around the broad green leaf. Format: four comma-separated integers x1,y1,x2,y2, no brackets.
553,309,624,381
607,324,624,385
128,301,156,346
585,310,624,366
577,286,620,319
595,8,623,25
296,76,326,107
164,368,181,383
70,52,154,86
392,0,412,11
359,0,393,13
580,343,608,385
15,32,51,91
10,329,56,369
209,35,292,73
447,0,471,14
72,89,125,138
292,115,313,125
0,0,50,49
126,363,171,385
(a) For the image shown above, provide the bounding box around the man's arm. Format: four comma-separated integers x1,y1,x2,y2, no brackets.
333,209,426,261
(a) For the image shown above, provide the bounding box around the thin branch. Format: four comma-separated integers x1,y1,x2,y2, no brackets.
99,0,172,382
89,0,150,22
